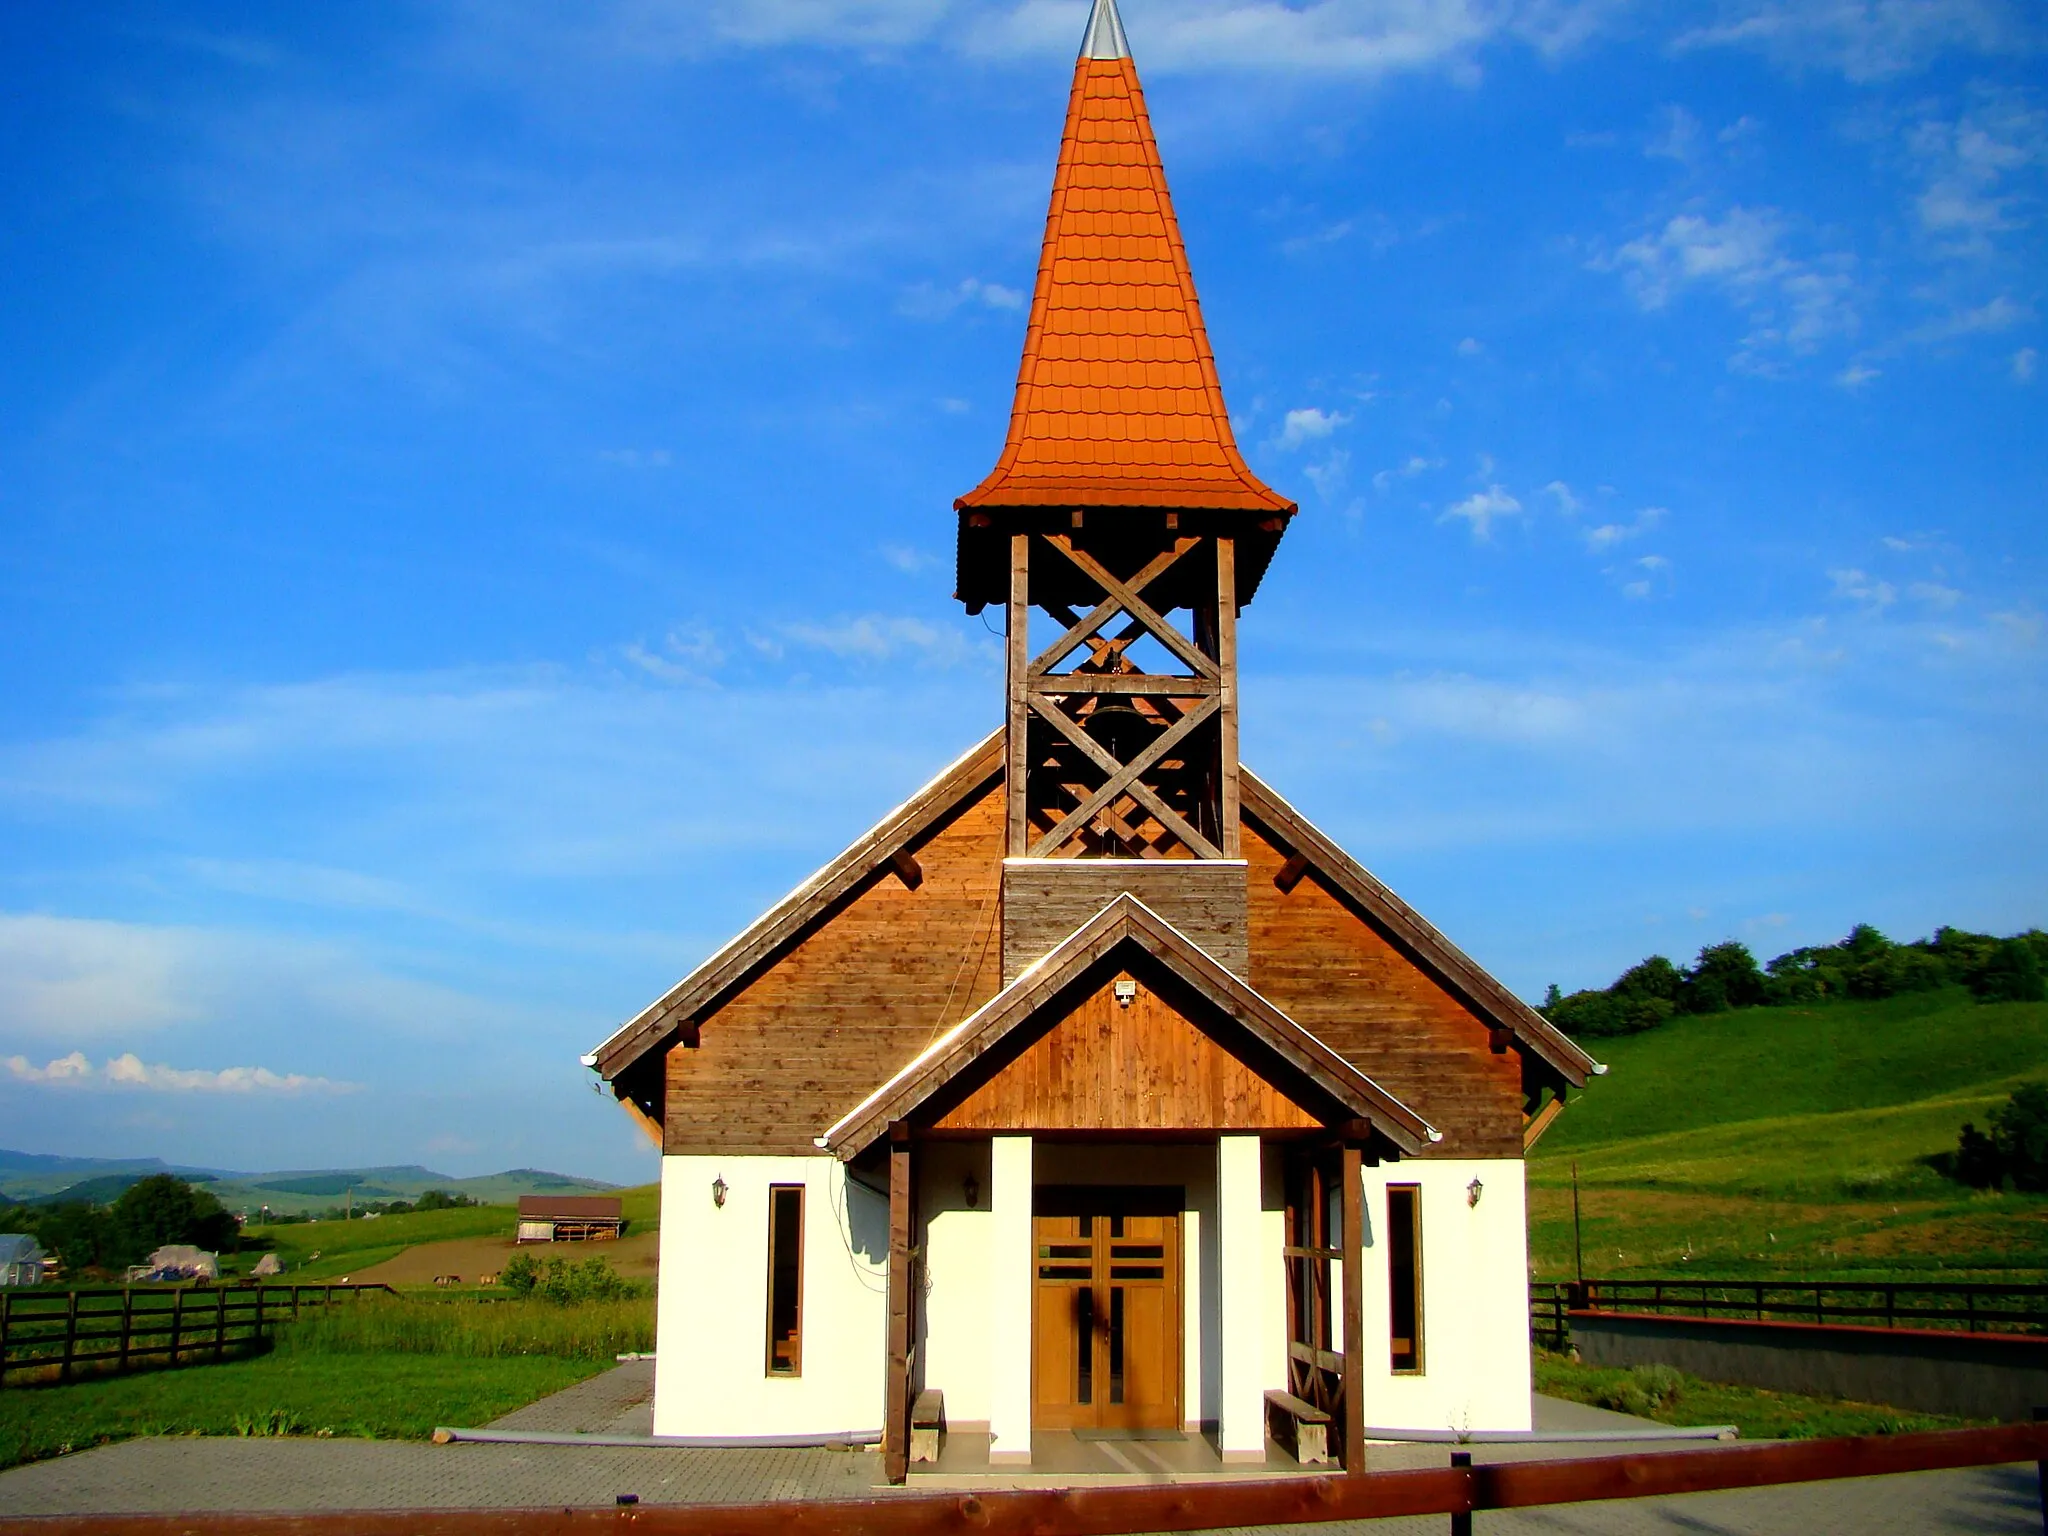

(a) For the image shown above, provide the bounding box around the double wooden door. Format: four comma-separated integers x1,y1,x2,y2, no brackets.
1031,1188,1181,1431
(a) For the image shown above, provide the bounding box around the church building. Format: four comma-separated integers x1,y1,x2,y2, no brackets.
586,0,1599,1482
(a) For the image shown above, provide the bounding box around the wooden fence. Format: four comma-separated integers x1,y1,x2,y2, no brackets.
0,1418,2044,1535
1532,1278,2048,1346
0,1283,395,1385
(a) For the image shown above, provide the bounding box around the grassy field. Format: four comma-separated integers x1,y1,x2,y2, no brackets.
1532,1351,1981,1440
1530,989,2048,1280
241,1181,660,1283
0,1290,654,1471
0,1352,604,1470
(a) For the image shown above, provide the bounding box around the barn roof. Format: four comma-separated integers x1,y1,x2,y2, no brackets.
953,0,1293,608
816,892,1438,1160
584,730,1600,1094
516,1195,622,1220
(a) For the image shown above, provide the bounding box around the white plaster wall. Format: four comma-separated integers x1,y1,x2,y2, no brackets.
653,1153,889,1437
1352,1158,1532,1434
1216,1134,1265,1460
987,1136,1034,1464
917,1141,992,1426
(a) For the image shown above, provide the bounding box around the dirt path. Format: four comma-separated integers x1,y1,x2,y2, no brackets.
344,1229,658,1286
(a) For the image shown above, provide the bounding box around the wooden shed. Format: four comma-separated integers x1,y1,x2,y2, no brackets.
515,1195,625,1244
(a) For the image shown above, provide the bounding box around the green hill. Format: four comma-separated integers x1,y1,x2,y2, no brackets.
1529,988,2048,1281
1,1156,621,1216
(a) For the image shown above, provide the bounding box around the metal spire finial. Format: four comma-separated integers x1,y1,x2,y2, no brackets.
1080,0,1131,60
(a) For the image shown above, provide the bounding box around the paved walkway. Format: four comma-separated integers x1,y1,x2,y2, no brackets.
0,1368,2038,1531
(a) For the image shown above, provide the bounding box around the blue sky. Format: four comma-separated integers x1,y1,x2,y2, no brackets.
1,1,2041,1185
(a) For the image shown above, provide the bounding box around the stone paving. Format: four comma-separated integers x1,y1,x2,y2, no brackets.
0,1366,2039,1531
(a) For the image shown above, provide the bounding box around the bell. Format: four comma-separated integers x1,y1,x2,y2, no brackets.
1083,702,1160,761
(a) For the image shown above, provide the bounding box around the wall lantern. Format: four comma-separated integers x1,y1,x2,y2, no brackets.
712,1175,728,1209
1113,978,1138,1008
1466,1177,1484,1208
963,1174,980,1209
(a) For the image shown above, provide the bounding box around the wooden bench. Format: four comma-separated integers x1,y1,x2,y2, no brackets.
910,1389,945,1464
1264,1388,1332,1466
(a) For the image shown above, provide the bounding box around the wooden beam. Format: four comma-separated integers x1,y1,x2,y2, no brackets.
1027,539,1197,680
1523,1093,1568,1151
889,851,924,891
1274,850,1310,894
1026,695,1220,859
884,1133,914,1486
1489,1026,1515,1055
1032,674,1219,697
1216,536,1240,858
1044,536,1219,680
1341,1142,1365,1475
1007,535,1031,859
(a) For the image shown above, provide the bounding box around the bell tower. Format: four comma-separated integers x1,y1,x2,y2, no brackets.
955,0,1295,879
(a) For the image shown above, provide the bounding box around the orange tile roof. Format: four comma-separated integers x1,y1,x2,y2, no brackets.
956,48,1294,517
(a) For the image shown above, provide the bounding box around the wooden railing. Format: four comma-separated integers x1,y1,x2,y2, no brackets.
0,1283,395,1385
0,1419,2044,1534
1532,1278,2048,1344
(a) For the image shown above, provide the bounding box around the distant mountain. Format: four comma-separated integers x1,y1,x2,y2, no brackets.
0,1150,618,1214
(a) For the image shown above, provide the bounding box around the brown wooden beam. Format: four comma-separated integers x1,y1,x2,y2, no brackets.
1026,539,1197,680
1340,1142,1365,1475
1027,695,1221,859
884,1131,914,1485
1215,536,1240,858
1032,674,1219,697
1274,851,1311,894
889,851,924,891
1045,536,1219,681
1523,1094,1568,1151
1489,1026,1515,1055
1006,536,1031,859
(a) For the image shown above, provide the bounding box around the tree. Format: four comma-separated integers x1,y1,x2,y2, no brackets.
1680,941,1767,1014
1970,938,2047,1005
109,1175,238,1264
1613,956,1683,1003
1992,1083,2048,1192
1952,1122,2004,1189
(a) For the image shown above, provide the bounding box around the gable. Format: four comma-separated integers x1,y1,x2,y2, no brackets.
932,966,1322,1135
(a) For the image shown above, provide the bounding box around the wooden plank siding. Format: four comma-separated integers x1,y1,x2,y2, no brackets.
1240,818,1526,1158
652,754,1533,1159
933,970,1321,1134
662,783,1008,1157
1001,859,1247,983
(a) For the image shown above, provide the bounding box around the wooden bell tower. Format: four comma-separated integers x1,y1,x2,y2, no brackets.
955,0,1294,870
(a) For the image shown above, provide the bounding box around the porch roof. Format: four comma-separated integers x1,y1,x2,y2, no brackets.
816,893,1440,1160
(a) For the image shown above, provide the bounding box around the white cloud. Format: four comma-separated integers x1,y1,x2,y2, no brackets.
769,614,985,666
1542,480,1582,516
2017,347,2040,382
1620,553,1672,600
1274,406,1350,450
5,1051,352,1094
621,622,727,685
1645,104,1703,162
1456,336,1484,356
1908,294,2030,344
1604,205,1858,365
880,544,938,573
1830,567,1898,609
1836,360,1881,387
1910,581,1963,610
0,915,198,1039
1672,0,2022,82
1373,456,1442,492
1905,92,2046,259
1439,485,1523,541
897,277,1024,320
1584,507,1667,551
1304,450,1351,500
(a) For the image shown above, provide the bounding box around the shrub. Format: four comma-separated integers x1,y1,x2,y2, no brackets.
498,1254,634,1304
1599,1364,1685,1418
1993,1083,2048,1192
1970,938,2047,1005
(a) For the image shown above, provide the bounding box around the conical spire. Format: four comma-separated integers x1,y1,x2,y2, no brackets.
955,4,1293,607
1080,0,1130,60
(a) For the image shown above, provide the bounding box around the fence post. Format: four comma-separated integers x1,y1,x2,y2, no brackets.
60,1290,79,1383
0,1288,11,1389
170,1287,183,1367
119,1289,133,1371
214,1285,226,1362
1451,1449,1473,1536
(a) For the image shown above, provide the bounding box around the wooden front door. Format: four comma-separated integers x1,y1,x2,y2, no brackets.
1032,1188,1181,1430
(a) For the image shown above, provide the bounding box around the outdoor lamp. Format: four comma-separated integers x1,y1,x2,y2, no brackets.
1467,1177,1484,1208
712,1175,728,1209
963,1174,980,1208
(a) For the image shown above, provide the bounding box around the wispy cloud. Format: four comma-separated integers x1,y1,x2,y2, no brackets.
1439,484,1523,540
897,276,1025,320
1583,506,1668,551
1374,456,1443,492
2016,346,2040,382
1671,0,2025,82
5,1051,353,1094
1830,566,1898,609
1274,406,1350,450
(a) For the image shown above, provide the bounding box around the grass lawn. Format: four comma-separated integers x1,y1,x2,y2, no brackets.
239,1182,661,1283
1530,989,2048,1280
1532,1351,1983,1441
0,1351,606,1471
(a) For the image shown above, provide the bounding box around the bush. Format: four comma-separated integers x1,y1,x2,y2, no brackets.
1599,1364,1685,1418
498,1254,634,1304
1993,1083,2048,1192
1970,938,2047,1004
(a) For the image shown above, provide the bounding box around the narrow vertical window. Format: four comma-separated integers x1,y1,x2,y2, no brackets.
1387,1184,1424,1374
766,1184,804,1376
